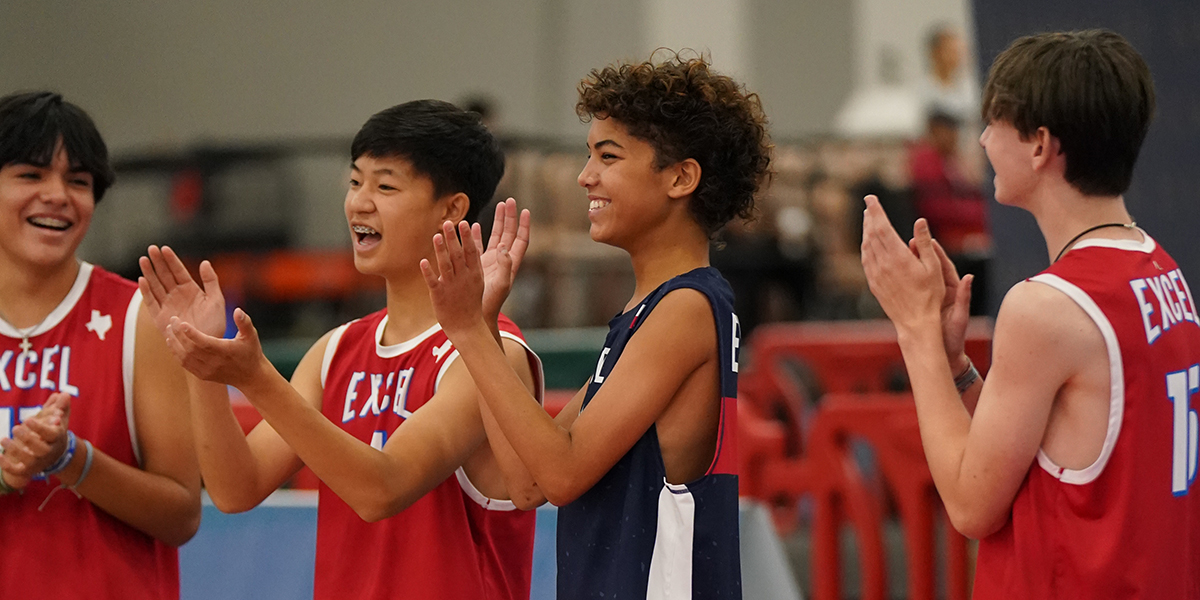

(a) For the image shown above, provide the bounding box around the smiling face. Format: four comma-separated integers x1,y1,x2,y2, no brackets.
0,142,95,274
345,154,464,279
577,118,678,249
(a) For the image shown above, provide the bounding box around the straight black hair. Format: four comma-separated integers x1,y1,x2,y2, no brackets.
0,92,115,202
351,100,504,223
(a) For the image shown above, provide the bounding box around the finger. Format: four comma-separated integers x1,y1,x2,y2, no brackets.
931,239,960,284
161,246,196,290
863,195,908,251
138,254,170,304
471,222,485,255
487,201,506,252
420,258,440,291
509,208,531,275
21,417,64,442
147,245,180,291
912,219,939,271
443,221,467,273
199,260,224,301
138,276,163,316
164,325,190,363
432,232,455,279
459,221,480,271
12,425,52,457
498,198,519,250
44,392,72,416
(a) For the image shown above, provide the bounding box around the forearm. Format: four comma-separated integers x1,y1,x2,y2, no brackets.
52,440,200,546
478,397,545,509
187,377,286,512
238,363,421,520
897,323,975,512
454,321,578,504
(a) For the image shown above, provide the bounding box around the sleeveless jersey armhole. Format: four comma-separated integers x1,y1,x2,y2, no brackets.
320,324,351,390
123,289,144,467
1028,273,1125,484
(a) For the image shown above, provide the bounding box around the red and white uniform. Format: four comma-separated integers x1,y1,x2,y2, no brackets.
974,234,1200,599
0,263,179,600
316,309,543,600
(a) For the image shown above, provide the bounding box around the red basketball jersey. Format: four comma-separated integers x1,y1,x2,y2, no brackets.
315,310,543,600
0,263,180,600
974,234,1200,599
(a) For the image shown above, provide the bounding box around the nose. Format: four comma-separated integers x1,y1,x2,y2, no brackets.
979,125,989,147
39,174,70,205
344,185,374,216
577,159,597,188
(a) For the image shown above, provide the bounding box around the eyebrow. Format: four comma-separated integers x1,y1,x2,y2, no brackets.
348,163,396,176
589,139,624,151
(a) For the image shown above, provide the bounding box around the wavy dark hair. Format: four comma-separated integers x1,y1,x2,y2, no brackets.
576,52,772,236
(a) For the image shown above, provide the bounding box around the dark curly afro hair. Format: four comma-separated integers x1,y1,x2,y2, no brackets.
576,52,772,237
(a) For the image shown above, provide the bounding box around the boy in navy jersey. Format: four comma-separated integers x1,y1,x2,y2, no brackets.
423,55,771,598
138,101,543,600
862,30,1199,597
0,92,201,599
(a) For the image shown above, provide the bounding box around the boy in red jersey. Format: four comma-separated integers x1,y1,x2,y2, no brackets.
862,30,1200,598
138,100,542,600
422,55,770,599
0,92,201,599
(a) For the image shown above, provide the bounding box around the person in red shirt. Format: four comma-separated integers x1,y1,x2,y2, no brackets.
862,30,1199,598
0,91,201,600
138,101,542,600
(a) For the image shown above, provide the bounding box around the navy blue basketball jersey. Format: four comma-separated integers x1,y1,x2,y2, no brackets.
557,267,742,599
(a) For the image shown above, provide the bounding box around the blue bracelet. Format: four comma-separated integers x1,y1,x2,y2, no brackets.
34,431,77,481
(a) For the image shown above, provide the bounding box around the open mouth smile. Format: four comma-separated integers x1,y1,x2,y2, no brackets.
27,216,73,231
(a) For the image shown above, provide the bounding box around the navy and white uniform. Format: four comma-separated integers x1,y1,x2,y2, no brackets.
558,267,742,599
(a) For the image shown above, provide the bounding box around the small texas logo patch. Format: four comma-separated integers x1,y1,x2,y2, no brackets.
86,310,113,341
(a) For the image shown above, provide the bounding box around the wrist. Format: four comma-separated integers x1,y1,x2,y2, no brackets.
52,436,91,488
34,430,77,481
949,352,971,377
0,469,24,494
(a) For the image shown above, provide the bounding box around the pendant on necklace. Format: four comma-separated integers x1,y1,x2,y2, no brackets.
18,337,32,355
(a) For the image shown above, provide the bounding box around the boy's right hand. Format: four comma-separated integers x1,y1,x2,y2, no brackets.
138,246,228,339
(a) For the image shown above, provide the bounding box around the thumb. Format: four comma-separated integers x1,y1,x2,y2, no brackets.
232,308,259,343
957,274,974,314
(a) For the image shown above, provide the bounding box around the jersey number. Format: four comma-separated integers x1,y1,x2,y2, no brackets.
1166,366,1200,496
0,405,45,441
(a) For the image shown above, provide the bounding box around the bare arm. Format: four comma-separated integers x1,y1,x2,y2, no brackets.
48,308,202,546
424,220,715,506
862,197,1073,538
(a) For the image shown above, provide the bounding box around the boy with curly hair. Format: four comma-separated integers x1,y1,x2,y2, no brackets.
422,54,771,599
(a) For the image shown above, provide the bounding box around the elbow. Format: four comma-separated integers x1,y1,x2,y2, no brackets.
354,499,405,523
162,513,202,547
207,490,260,515
351,484,418,523
510,490,548,512
946,503,1008,540
538,474,587,508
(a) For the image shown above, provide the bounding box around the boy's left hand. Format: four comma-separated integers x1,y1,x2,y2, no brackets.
861,195,945,336
476,198,531,322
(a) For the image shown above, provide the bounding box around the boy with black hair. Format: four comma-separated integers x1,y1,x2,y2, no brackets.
0,91,201,599
423,55,770,599
139,99,543,600
862,30,1199,598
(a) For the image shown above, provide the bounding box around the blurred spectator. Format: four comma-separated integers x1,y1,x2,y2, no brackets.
908,111,991,314
919,25,977,125
805,171,871,319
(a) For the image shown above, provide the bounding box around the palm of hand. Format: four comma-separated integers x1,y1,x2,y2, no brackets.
158,281,226,338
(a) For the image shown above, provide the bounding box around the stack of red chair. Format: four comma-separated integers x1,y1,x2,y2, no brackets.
738,319,992,600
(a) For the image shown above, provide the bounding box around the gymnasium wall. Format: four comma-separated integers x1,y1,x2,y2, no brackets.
973,0,1200,312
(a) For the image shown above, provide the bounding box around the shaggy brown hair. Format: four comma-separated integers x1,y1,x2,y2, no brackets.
576,52,772,236
982,30,1155,196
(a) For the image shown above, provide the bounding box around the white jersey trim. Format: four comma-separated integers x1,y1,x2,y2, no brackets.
454,467,518,511
375,316,443,358
434,350,461,393
320,323,351,389
646,479,696,598
123,289,144,467
1069,229,1155,255
0,262,93,339
1028,273,1125,485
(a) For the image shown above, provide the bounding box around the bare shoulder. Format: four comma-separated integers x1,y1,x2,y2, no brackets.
993,280,1102,377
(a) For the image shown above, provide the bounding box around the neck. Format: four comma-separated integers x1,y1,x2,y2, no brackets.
1025,181,1138,263
623,217,711,310
933,64,956,85
0,256,81,328
380,269,438,346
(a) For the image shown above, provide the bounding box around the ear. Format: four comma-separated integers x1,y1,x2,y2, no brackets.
440,192,471,223
665,158,702,200
1030,126,1062,173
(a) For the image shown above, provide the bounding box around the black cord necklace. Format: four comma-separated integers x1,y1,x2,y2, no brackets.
1054,221,1137,263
